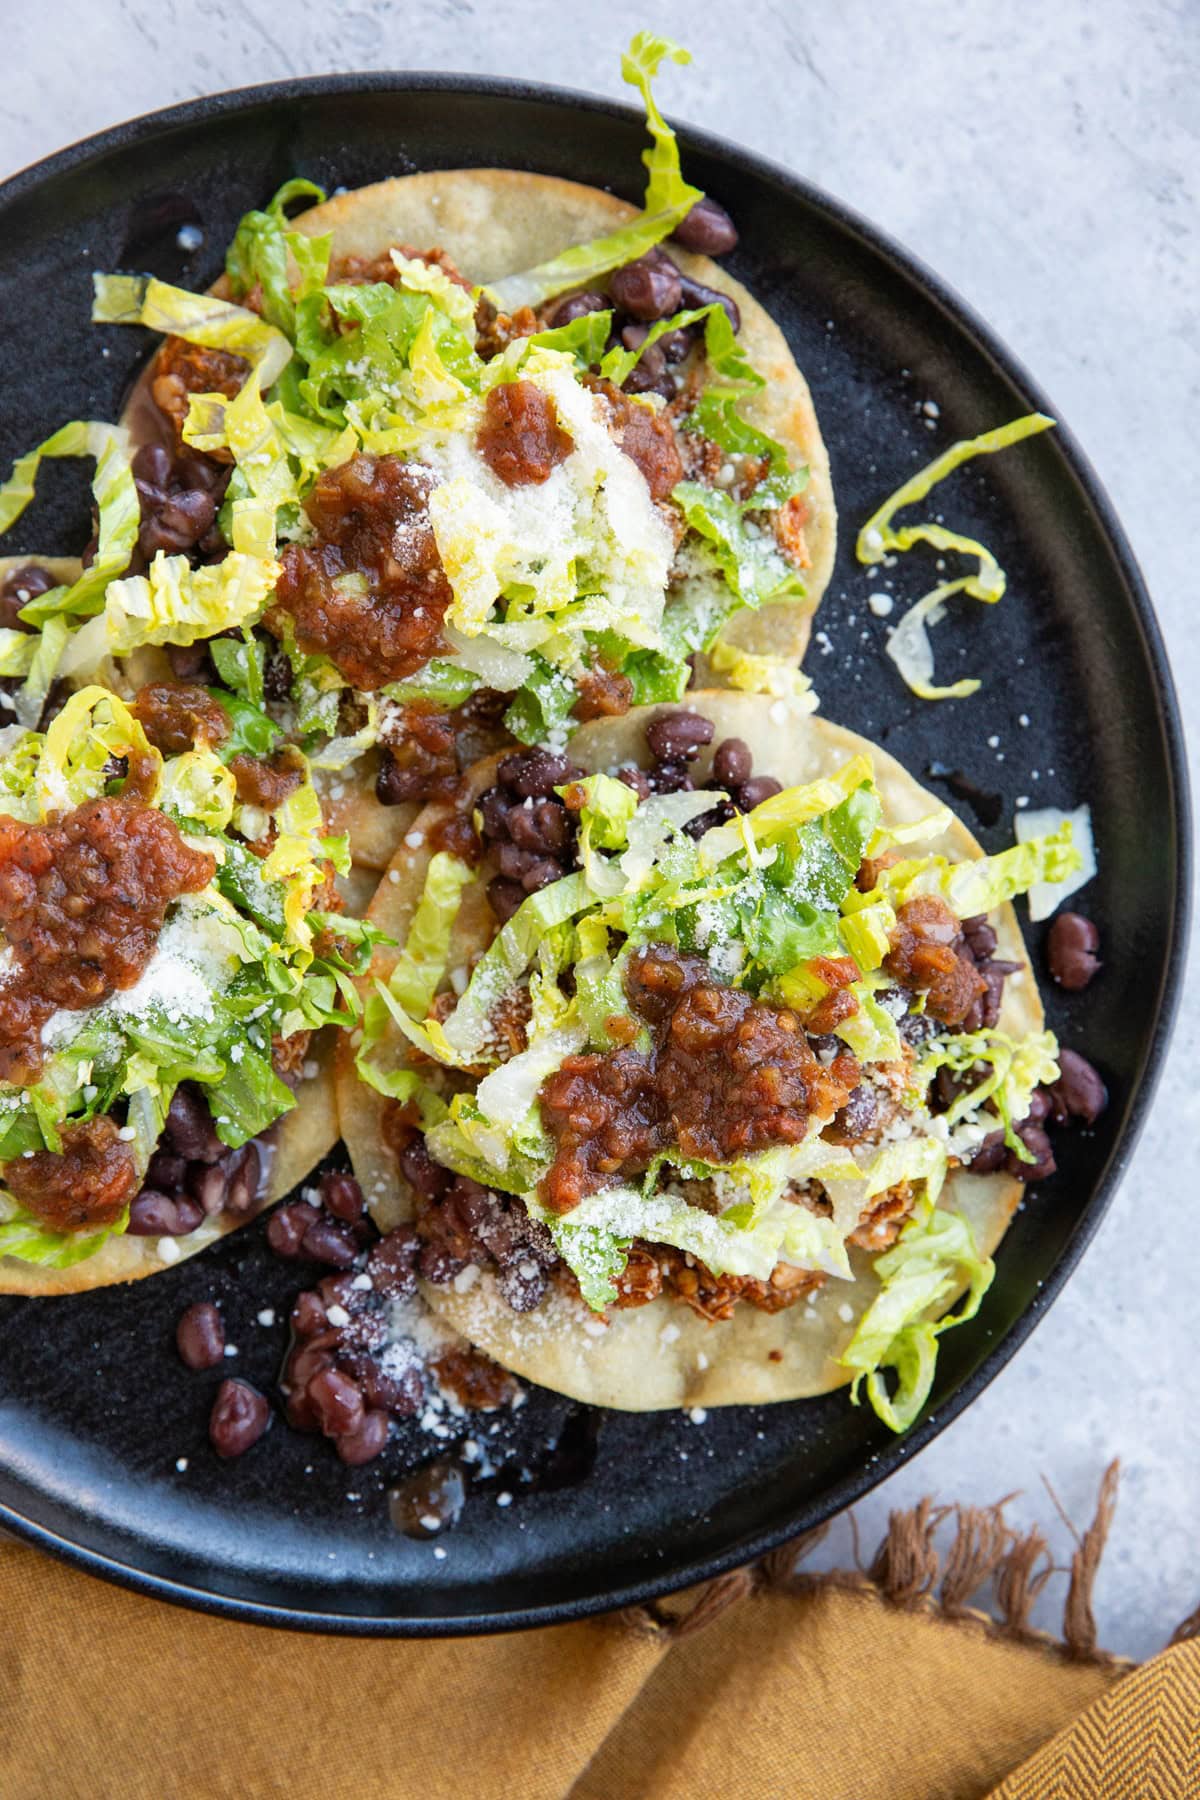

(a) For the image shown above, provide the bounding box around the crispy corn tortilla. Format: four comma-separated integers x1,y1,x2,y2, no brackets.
120,172,836,868
0,1027,340,1297
335,692,1040,1409
292,170,837,645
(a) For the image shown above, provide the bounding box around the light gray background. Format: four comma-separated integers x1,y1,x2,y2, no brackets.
6,0,1197,1659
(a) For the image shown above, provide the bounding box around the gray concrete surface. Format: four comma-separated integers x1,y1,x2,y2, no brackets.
5,0,1198,1659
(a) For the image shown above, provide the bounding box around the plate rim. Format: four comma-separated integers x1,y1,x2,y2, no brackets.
0,69,1190,1636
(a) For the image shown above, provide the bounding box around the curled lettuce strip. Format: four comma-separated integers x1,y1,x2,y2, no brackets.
92,273,293,389
0,421,139,634
857,412,1055,700
487,34,701,312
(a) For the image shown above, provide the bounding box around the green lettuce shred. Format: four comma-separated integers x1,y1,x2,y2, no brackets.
487,34,702,312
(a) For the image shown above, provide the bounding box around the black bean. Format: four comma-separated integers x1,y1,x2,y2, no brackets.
321,1170,365,1222
165,641,211,681
497,841,537,882
498,747,581,798
965,959,1022,1032
832,1085,879,1142
127,1191,205,1236
650,761,693,794
336,1408,390,1465
1049,1048,1108,1126
548,290,609,325
209,1379,271,1459
132,442,172,487
655,325,698,364
146,1148,187,1192
417,1240,466,1285
1008,1123,1056,1183
677,271,740,332
176,1301,225,1370
1046,912,1102,991
898,1006,937,1049
361,1360,424,1417
498,1259,550,1312
164,1085,224,1162
286,1336,338,1404
1026,1087,1052,1125
478,788,513,842
712,737,752,788
963,919,998,960
291,1290,328,1338
683,803,734,840
375,750,417,807
187,1161,228,1216
508,798,570,854
609,254,683,320
617,766,652,800
263,650,292,703
673,195,739,255
176,452,226,495
488,875,527,923
622,342,673,397
317,1271,362,1314
307,1367,365,1438
265,1200,320,1258
300,1218,358,1269
968,1130,1009,1174
397,1137,451,1203
646,711,715,763
224,1143,261,1215
521,856,565,893
367,1226,422,1299
737,775,783,810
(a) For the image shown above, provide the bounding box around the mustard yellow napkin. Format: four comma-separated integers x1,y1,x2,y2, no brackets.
2,1466,1195,1800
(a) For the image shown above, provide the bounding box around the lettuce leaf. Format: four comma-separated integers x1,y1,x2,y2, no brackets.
841,1208,995,1432
487,34,702,312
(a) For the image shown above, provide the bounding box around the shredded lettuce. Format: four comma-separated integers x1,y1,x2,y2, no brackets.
58,549,280,679
487,34,702,312
854,822,1081,919
707,635,817,702
226,177,329,336
841,1208,995,1432
0,421,139,630
857,412,1055,700
92,273,293,389
382,852,474,1021
674,476,808,612
0,1209,127,1269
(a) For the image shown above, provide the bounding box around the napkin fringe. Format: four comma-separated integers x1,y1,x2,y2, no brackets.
620,1458,1135,1668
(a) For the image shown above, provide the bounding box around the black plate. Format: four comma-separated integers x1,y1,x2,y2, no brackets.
0,75,1188,1635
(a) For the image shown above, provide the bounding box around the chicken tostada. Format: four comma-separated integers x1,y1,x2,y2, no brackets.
334,691,1105,1428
